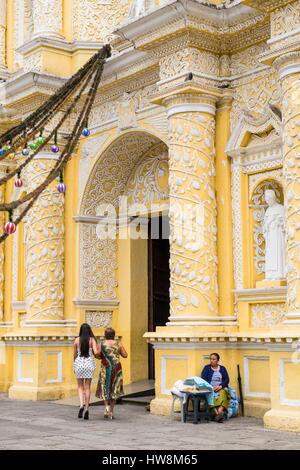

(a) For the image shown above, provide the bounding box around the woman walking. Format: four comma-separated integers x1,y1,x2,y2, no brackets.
73,323,99,420
96,327,127,419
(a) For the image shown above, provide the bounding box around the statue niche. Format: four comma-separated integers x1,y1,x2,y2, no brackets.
252,181,286,288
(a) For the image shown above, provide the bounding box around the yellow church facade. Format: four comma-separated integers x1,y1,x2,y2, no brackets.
1,0,300,432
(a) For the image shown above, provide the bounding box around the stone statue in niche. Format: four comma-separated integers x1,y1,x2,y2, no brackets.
262,189,286,281
128,0,156,20
117,92,137,131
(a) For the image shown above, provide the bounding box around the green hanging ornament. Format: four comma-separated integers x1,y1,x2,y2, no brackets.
37,130,44,145
30,142,37,150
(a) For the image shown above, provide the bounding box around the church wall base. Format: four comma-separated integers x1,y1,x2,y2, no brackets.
264,409,300,433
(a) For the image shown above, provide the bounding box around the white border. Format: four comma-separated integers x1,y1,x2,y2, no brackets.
279,358,300,407
161,355,188,395
44,351,63,384
17,351,34,383
244,356,271,399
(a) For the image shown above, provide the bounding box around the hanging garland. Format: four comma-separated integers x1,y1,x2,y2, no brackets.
0,44,111,243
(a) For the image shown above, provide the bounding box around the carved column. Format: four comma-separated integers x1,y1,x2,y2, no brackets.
0,0,7,74
164,93,218,324
24,156,64,323
32,0,64,40
0,166,5,321
274,52,300,325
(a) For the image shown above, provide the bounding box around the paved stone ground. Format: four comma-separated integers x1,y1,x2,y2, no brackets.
0,394,300,450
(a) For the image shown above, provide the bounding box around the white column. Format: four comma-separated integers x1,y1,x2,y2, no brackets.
0,0,7,72
24,155,65,324
32,0,64,40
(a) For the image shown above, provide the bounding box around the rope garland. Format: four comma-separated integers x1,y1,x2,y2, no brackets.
0,44,111,243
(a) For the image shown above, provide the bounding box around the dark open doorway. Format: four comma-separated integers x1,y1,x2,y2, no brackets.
148,215,170,380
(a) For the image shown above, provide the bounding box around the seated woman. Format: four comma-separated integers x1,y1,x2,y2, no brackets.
201,353,230,423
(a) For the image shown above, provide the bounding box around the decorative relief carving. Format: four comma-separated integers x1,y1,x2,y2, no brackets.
81,132,160,215
230,43,268,76
23,52,43,73
250,177,283,276
80,132,162,302
159,48,219,81
249,168,283,198
79,133,110,205
80,224,118,300
125,142,169,205
251,303,286,327
228,109,283,290
73,0,130,43
278,66,300,315
24,160,64,320
85,310,113,328
32,0,62,38
24,0,34,42
0,0,6,69
14,0,25,69
0,183,4,319
231,73,281,131
88,83,158,130
128,0,157,20
143,113,169,137
168,109,218,316
117,92,137,130
271,1,300,37
231,164,243,289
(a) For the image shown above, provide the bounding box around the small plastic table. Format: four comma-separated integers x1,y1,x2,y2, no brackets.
182,390,211,424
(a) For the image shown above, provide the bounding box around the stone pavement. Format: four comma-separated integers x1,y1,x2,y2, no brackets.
0,394,300,450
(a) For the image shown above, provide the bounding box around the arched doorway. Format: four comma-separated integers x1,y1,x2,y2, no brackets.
79,130,170,384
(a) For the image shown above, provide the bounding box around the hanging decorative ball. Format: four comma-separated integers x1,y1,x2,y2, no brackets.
57,182,66,193
0,148,4,156
22,147,30,156
30,142,37,150
4,145,11,152
15,178,24,188
82,128,90,137
37,136,44,145
4,221,16,234
51,145,59,153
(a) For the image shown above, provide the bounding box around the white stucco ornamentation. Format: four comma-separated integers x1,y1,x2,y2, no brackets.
85,310,113,328
251,177,283,276
262,189,286,280
73,0,130,43
0,0,6,71
251,303,286,327
80,132,163,302
165,94,218,319
126,142,169,205
24,159,65,320
117,93,138,130
32,0,63,39
274,52,300,322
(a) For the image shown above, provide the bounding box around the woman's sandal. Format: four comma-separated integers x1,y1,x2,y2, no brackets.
215,412,224,423
78,406,84,418
104,407,110,419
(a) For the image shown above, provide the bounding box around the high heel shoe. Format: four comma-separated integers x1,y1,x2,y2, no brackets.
78,406,84,418
83,409,89,420
104,406,110,419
